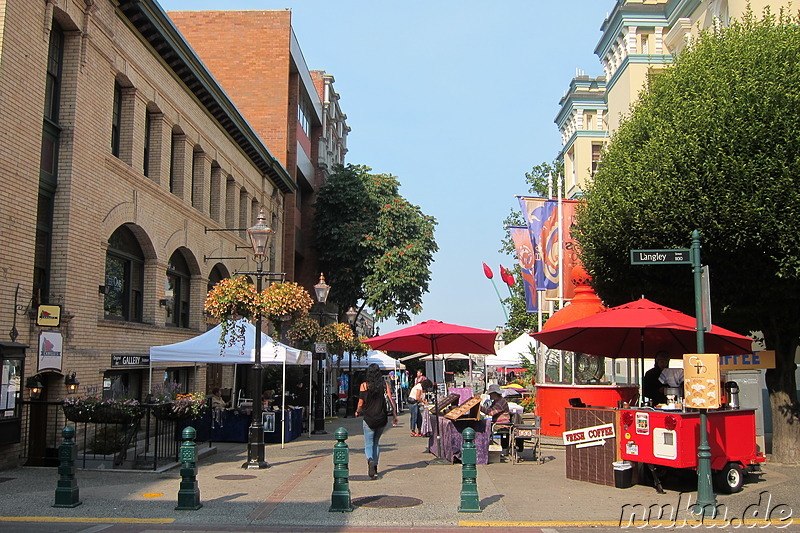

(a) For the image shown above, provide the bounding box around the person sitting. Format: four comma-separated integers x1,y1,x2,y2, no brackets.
481,383,511,425
209,387,228,427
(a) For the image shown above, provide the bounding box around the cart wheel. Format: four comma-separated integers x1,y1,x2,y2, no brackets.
714,462,745,494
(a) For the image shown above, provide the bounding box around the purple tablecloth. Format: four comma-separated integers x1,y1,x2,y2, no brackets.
427,416,490,464
448,387,475,405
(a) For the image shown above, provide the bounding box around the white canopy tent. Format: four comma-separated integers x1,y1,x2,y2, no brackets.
485,332,536,368
338,350,406,370
149,320,311,446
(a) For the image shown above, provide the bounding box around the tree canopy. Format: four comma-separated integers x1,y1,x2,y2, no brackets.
313,164,438,324
574,9,800,462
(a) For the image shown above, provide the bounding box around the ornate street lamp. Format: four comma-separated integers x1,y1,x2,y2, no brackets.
243,210,273,469
26,375,44,400
312,274,330,434
64,372,80,394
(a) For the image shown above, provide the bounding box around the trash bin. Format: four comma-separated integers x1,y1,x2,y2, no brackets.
613,461,633,489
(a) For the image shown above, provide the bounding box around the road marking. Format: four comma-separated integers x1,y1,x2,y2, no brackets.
0,517,174,524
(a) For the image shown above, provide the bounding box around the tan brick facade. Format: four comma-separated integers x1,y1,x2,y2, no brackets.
0,0,293,468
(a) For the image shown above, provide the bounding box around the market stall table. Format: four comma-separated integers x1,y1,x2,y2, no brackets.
427,415,490,464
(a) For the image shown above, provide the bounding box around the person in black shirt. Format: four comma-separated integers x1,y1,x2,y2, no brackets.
355,363,398,479
642,352,670,405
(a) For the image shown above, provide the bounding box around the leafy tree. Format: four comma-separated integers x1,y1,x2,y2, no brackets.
314,164,438,324
574,9,800,463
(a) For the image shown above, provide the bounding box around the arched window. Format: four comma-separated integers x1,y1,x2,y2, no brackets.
165,251,191,328
104,225,144,322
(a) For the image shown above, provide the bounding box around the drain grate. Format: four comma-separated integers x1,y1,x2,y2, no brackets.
352,495,422,508
215,474,257,480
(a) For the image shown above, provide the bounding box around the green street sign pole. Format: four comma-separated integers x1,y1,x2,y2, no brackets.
691,230,717,517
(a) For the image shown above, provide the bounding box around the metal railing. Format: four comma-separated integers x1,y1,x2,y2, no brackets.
18,401,212,471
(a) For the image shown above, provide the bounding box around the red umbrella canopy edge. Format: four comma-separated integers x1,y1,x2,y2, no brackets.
363,320,498,356
531,298,752,358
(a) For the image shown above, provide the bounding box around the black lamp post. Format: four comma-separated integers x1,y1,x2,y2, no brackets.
344,306,358,418
242,210,273,469
312,274,330,434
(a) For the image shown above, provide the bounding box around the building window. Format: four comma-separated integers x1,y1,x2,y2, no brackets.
104,225,144,322
591,144,603,175
1,358,22,417
143,110,151,177
298,97,311,135
165,251,191,328
35,22,64,306
111,82,122,157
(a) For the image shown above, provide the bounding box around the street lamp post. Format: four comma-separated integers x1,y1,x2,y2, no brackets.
312,274,330,435
242,210,273,470
344,307,358,418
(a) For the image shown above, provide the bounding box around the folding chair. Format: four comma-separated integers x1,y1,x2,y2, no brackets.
510,416,541,464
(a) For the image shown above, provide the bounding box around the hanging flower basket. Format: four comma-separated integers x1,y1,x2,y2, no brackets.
92,400,143,424
62,402,94,423
205,277,258,349
257,281,313,327
151,394,207,420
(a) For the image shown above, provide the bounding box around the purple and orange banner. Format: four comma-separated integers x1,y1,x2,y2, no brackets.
509,226,538,312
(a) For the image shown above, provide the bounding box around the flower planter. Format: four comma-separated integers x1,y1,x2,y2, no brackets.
62,403,93,423
152,401,208,420
92,403,142,424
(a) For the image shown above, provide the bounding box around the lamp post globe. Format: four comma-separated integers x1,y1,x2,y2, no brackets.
243,210,272,469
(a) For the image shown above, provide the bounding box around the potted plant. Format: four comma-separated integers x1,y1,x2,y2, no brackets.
92,397,143,424
257,281,314,333
62,395,99,423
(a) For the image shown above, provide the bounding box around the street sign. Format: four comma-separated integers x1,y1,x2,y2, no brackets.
315,342,327,354
630,248,691,265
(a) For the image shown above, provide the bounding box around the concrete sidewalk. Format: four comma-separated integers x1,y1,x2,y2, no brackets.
0,414,797,529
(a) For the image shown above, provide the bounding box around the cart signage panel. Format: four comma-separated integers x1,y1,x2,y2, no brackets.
720,350,775,370
562,422,615,447
683,353,721,409
630,249,691,264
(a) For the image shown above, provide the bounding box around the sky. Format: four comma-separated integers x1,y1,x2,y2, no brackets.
159,0,613,334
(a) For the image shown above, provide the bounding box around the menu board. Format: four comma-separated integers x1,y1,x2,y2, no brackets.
683,353,721,409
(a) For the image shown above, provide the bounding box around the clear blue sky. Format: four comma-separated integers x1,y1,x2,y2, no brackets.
160,0,612,333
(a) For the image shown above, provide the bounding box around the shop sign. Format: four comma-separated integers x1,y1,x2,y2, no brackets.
683,353,721,409
111,354,150,368
38,331,63,372
562,423,615,448
720,350,775,370
37,305,61,327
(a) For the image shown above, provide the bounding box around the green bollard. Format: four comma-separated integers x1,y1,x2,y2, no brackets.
53,426,82,508
458,427,481,513
329,427,353,512
175,426,202,510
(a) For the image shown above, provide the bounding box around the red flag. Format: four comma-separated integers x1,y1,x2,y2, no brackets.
482,262,493,279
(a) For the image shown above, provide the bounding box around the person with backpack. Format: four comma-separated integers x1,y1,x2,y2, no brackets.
355,363,398,479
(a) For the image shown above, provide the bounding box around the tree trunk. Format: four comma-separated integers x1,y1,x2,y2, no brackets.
765,334,800,464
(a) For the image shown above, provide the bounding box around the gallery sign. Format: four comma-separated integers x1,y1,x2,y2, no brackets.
111,354,150,368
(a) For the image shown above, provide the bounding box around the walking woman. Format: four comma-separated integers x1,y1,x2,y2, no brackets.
407,378,432,437
355,363,398,479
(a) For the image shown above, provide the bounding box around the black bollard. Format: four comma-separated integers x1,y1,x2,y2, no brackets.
329,427,353,512
458,427,481,513
175,426,202,510
53,426,81,508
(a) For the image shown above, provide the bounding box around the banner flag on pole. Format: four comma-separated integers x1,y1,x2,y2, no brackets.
519,196,580,299
518,196,556,291
509,226,538,313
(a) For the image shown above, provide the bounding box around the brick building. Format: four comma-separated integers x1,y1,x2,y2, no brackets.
0,0,296,468
167,10,350,293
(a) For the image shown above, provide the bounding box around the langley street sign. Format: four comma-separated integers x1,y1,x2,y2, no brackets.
630,249,692,265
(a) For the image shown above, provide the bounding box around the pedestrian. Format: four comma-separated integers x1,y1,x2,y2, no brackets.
414,369,426,385
407,378,433,437
643,351,670,406
355,363,398,479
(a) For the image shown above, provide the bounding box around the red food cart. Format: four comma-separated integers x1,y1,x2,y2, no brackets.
618,407,766,493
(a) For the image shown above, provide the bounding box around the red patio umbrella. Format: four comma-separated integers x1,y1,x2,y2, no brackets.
531,298,752,359
363,320,498,464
